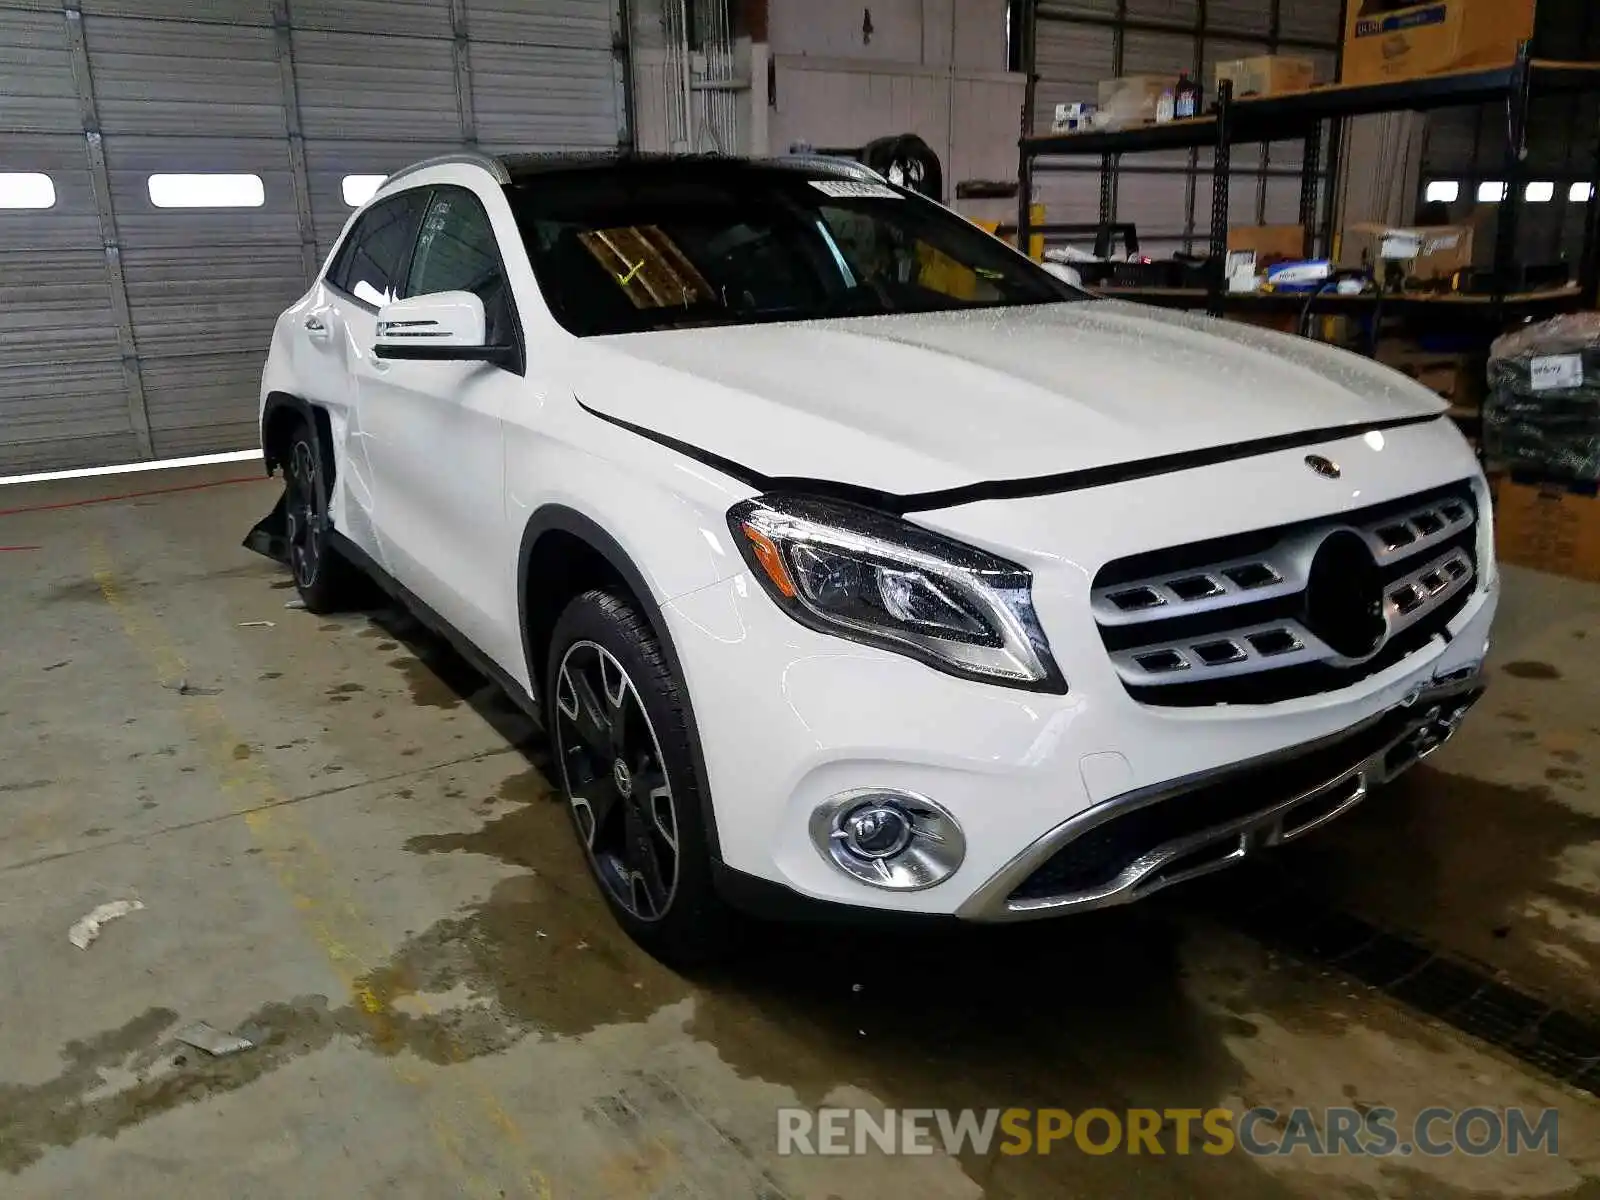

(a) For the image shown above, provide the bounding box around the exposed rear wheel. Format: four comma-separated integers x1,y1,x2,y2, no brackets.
283,422,362,613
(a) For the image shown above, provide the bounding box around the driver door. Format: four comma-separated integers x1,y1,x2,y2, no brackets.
354,186,524,662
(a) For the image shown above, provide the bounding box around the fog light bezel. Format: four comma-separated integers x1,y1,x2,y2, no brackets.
808,789,966,890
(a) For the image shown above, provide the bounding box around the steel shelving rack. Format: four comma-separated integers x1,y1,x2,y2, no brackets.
1016,44,1600,332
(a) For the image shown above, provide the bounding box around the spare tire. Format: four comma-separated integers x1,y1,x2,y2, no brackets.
859,134,943,202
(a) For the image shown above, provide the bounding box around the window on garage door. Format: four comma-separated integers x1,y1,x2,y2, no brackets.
327,189,430,308
404,188,518,350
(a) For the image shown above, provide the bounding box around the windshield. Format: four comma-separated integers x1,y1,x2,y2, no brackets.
503,162,1086,337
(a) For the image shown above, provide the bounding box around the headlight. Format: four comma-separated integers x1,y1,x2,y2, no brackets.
728,495,1066,692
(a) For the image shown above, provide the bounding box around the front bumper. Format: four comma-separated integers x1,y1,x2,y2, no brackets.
665,565,1497,921
957,672,1482,920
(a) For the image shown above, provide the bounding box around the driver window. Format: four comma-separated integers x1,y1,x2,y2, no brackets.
405,189,515,344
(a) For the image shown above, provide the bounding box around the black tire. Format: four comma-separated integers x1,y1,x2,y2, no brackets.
546,588,743,965
283,419,363,614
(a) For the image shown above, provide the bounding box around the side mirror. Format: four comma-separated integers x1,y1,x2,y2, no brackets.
373,291,513,367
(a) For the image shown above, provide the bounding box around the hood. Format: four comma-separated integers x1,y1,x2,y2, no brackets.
576,300,1445,500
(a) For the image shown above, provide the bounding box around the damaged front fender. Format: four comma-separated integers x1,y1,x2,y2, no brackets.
243,489,289,564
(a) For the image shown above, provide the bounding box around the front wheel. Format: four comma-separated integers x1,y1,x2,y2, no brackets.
547,588,742,965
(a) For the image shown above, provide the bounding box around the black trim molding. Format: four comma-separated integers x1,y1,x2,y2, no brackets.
575,396,1444,515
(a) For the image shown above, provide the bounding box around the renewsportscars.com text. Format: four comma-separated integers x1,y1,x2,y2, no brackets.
777,1106,1559,1158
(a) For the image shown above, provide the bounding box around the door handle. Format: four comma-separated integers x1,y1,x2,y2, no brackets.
303,314,330,342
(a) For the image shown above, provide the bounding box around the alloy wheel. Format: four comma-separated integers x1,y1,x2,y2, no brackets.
553,640,680,922
286,440,323,589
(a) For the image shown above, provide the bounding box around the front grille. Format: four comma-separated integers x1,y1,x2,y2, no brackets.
1091,482,1480,707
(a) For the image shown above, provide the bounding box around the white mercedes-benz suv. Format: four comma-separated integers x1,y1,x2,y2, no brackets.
250,150,1496,962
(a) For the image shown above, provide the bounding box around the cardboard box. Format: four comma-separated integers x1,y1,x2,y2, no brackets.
1097,75,1172,127
1495,478,1600,583
1340,223,1473,282
1377,341,1486,411
1415,360,1483,407
1342,0,1536,87
1214,56,1317,98
1228,224,1308,265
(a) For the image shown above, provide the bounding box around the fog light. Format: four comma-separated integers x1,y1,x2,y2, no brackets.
808,789,966,890
842,805,913,859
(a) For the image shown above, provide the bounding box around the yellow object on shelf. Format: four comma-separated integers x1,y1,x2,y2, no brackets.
973,205,1045,261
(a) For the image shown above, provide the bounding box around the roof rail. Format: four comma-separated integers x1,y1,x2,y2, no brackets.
381,151,510,190
767,153,887,183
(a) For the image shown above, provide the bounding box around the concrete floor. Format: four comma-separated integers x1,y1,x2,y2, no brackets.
2,464,1600,1198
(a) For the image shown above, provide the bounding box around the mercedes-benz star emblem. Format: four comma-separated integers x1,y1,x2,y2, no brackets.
1305,454,1342,479
1304,531,1387,660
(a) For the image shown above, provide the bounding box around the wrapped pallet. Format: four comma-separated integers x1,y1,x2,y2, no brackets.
1486,313,1600,484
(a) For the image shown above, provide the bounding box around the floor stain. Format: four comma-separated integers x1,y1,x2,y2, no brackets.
385,771,1295,1200
1548,767,1585,785
0,781,51,795
258,672,283,681
391,657,462,711
328,683,364,695
0,1002,359,1174
231,743,252,761
36,579,114,606
1270,765,1600,1017
1503,661,1563,680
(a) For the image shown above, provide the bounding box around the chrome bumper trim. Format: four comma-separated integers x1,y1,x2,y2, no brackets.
957,674,1484,922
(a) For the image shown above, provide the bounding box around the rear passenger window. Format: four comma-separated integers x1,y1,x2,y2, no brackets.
327,190,429,307
406,188,517,349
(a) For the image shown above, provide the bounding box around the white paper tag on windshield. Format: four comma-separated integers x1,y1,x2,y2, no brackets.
1530,353,1584,391
809,179,903,200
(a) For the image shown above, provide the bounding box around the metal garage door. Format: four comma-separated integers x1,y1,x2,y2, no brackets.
0,0,626,474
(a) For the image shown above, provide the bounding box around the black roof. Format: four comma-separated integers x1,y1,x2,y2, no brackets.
497,150,883,183
381,149,887,193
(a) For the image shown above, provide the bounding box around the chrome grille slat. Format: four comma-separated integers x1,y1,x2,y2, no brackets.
1385,547,1474,638
1093,484,1481,700
1357,498,1474,564
1090,552,1304,626
1111,619,1331,685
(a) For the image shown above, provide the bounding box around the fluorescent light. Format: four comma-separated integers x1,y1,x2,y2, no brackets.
1526,181,1555,202
0,448,261,488
147,173,264,208
1477,181,1507,202
341,174,386,206
0,172,56,209
1572,182,1597,203
1424,180,1459,203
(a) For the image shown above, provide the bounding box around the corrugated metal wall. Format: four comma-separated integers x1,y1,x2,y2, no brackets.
1031,0,1343,259
0,0,625,474
765,0,1027,214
